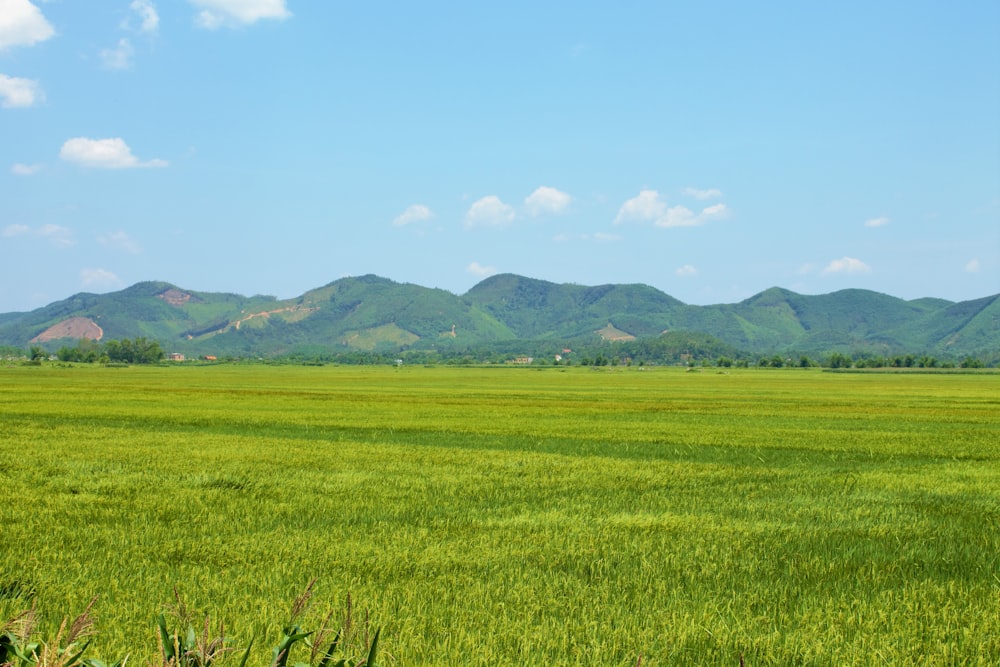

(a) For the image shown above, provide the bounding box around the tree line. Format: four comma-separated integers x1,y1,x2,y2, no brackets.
35,337,166,364
13,336,992,369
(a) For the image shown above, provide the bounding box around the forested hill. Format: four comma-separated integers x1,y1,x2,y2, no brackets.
0,274,996,359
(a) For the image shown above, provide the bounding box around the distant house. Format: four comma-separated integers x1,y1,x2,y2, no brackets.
510,356,534,365
203,355,217,361
168,352,185,362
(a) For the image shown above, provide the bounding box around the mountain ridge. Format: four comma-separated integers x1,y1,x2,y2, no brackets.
1,274,997,359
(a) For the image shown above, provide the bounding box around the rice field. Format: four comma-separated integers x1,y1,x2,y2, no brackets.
1,363,998,665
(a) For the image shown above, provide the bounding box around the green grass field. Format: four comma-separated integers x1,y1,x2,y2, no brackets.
1,364,998,665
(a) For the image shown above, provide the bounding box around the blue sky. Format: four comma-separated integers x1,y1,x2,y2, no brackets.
2,0,998,313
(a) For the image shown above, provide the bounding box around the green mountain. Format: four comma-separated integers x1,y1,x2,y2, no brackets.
0,274,996,359
0,281,277,348
673,287,949,354
464,274,684,338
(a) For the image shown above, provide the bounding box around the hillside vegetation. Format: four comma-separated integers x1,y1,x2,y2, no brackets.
0,274,996,360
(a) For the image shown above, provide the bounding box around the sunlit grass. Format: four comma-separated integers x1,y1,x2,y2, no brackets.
1,364,997,664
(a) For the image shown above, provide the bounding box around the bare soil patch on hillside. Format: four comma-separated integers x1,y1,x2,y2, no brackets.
30,317,103,342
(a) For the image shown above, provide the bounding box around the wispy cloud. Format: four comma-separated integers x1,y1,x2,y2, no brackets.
98,231,142,254
865,216,890,228
100,38,135,70
553,232,622,243
128,0,160,34
392,204,434,227
2,224,30,237
60,137,167,169
965,258,980,273
81,268,122,288
675,264,698,277
525,186,571,216
659,203,729,228
823,257,871,275
590,232,621,243
0,73,43,108
682,187,722,200
465,195,515,228
39,224,75,248
3,223,74,247
466,261,497,277
11,162,42,175
0,0,55,50
191,0,291,29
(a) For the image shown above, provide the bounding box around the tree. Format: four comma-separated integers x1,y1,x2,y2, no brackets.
104,339,122,361
103,337,164,364
826,352,853,369
57,338,102,363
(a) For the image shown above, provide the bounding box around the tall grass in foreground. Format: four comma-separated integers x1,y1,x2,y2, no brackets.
0,365,998,664
1,582,379,667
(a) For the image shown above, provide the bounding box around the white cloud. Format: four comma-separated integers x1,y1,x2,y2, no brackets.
660,205,697,228
98,231,142,254
965,258,980,273
0,74,43,108
60,137,167,169
11,163,42,175
823,257,871,275
614,189,666,225
616,190,729,228
465,195,515,228
191,0,291,29
81,268,122,288
392,204,433,227
2,224,30,237
676,264,698,277
682,187,722,200
525,186,571,216
865,216,890,228
658,203,730,228
466,261,497,277
101,38,135,70
0,0,54,50
129,0,160,33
